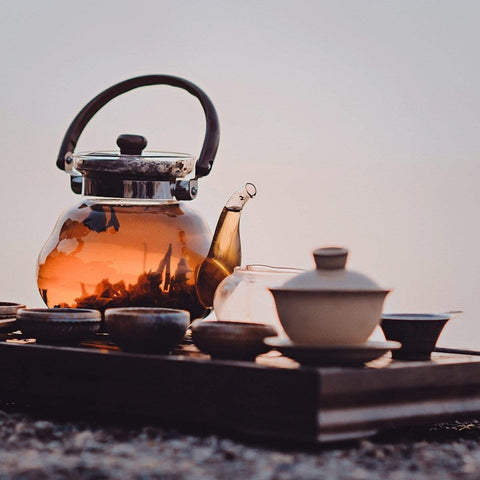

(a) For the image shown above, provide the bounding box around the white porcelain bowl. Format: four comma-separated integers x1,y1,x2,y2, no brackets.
269,289,389,346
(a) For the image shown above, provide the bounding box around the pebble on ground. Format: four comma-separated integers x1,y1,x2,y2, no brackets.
0,409,480,479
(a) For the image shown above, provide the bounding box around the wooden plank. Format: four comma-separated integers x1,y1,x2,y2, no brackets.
0,341,320,442
317,353,480,441
3,339,480,443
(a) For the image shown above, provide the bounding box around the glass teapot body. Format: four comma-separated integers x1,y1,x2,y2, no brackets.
38,198,212,320
37,74,229,320
213,265,302,335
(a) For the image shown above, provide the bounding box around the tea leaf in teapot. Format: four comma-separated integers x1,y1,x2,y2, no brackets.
106,207,120,231
83,206,120,233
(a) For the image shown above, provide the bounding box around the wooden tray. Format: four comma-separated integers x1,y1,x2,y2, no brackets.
1,335,480,443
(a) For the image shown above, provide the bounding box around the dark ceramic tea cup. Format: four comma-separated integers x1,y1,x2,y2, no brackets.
380,313,451,361
0,302,26,319
0,302,25,336
105,307,189,353
191,321,277,360
17,308,101,343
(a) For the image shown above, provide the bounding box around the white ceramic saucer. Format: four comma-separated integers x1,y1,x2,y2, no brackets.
264,337,401,366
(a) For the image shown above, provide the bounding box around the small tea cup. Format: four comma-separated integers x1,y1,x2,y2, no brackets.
380,313,451,361
105,307,189,353
191,320,277,360
0,302,26,319
17,308,101,343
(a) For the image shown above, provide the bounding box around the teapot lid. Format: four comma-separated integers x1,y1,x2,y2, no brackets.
74,134,196,179
281,247,384,291
71,134,198,199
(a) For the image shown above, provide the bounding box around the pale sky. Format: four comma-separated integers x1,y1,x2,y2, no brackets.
1,0,479,348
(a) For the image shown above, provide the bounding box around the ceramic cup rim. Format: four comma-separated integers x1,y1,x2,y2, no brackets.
17,308,101,321
381,313,451,322
270,288,391,295
194,320,275,329
0,302,26,315
104,307,189,320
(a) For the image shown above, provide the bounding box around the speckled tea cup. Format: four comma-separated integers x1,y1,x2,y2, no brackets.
17,308,101,344
191,320,277,360
0,302,26,319
104,307,189,353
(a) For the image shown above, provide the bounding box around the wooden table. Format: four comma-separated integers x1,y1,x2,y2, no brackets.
1,336,480,443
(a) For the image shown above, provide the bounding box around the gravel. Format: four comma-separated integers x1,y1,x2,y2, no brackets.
0,409,480,479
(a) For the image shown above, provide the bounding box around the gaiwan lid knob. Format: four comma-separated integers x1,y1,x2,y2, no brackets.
282,247,383,291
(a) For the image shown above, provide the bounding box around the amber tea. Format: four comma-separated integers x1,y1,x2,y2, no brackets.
38,200,212,320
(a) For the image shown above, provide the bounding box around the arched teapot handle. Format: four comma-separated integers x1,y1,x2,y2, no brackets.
57,75,220,193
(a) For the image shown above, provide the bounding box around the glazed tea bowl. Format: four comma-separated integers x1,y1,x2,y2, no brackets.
270,290,389,346
381,313,451,361
269,247,390,346
0,302,26,334
104,307,189,353
191,320,277,360
0,302,26,319
17,308,101,344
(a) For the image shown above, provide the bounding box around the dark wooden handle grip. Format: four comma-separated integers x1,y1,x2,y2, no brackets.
57,75,220,178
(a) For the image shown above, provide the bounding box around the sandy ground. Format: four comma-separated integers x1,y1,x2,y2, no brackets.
0,409,479,479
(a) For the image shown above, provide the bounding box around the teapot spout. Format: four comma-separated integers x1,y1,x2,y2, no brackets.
196,183,257,310
223,182,257,212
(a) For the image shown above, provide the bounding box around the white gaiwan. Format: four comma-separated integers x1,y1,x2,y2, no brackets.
269,247,390,346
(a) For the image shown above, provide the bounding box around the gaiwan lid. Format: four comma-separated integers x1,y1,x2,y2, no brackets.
282,247,385,291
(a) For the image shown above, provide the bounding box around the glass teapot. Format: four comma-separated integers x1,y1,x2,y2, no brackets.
213,265,303,335
37,75,255,321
